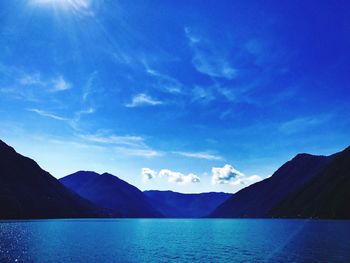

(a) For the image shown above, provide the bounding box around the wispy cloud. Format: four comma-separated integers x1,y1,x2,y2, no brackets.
185,27,237,80
47,138,105,150
27,107,95,130
27,108,69,121
219,109,233,120
19,73,44,86
51,75,71,92
144,63,183,94
0,65,74,103
26,106,160,159
116,147,161,158
19,72,71,92
190,82,243,106
82,71,98,102
174,151,222,160
70,107,96,130
211,164,261,186
191,86,215,104
79,133,144,147
279,115,331,135
79,131,161,158
125,93,163,107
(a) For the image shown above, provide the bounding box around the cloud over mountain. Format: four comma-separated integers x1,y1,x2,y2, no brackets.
142,168,200,184
159,169,200,184
142,168,157,182
212,164,261,186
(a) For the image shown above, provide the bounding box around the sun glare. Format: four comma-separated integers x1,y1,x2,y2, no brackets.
30,0,92,15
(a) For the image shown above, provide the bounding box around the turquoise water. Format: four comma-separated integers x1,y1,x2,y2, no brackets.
0,219,349,262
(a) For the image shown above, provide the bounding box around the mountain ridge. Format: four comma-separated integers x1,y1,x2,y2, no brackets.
0,140,105,219
1,139,349,219
60,171,163,218
209,150,335,218
269,146,350,219
210,146,350,219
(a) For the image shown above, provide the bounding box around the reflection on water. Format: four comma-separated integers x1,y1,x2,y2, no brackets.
0,219,350,262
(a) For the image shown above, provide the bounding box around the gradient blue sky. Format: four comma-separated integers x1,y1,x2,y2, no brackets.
1,0,349,193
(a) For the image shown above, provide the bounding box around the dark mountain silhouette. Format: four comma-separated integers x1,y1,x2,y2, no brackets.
210,152,334,218
144,190,231,218
0,140,104,219
2,138,349,220
270,146,350,219
60,171,163,218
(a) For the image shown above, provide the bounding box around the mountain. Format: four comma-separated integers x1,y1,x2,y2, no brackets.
270,146,350,219
60,171,163,218
210,151,334,218
0,140,103,219
144,190,231,218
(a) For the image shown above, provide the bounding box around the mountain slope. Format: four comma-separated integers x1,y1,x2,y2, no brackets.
210,152,333,218
270,146,350,219
60,171,163,218
0,140,103,219
144,190,231,218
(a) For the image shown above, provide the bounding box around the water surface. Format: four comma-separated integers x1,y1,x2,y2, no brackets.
0,219,349,262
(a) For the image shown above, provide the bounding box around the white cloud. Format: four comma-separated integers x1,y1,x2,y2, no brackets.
142,168,200,184
174,151,222,160
141,168,157,182
212,164,244,185
125,93,163,107
159,169,200,184
185,27,237,80
211,164,262,186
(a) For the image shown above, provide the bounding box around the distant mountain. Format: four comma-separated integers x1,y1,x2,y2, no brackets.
144,190,231,218
270,146,350,219
0,140,103,219
210,151,334,218
60,171,163,218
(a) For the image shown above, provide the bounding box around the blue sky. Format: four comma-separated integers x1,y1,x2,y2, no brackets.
1,0,349,193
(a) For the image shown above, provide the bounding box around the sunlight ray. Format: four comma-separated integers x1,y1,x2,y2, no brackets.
30,0,94,16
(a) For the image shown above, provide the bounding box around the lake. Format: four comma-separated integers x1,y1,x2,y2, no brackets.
0,219,349,262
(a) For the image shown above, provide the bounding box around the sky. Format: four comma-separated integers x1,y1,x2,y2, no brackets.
0,0,350,193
